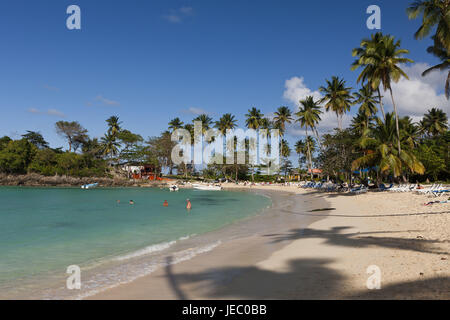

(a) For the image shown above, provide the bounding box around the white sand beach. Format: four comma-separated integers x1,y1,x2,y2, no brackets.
89,185,449,299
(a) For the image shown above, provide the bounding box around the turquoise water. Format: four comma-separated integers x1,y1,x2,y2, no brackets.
0,187,270,297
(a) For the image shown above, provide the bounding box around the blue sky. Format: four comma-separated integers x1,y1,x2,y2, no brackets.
0,0,447,150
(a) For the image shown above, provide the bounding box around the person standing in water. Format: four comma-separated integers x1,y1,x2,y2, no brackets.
163,200,168,207
186,199,192,210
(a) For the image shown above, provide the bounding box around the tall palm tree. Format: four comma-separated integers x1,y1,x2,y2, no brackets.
168,117,184,132
273,106,293,136
193,114,213,134
422,107,449,136
351,32,413,155
423,39,450,98
295,96,322,179
352,113,425,178
407,0,450,52
353,85,379,128
106,116,122,137
101,133,121,164
319,76,354,130
352,33,387,121
245,107,264,130
215,113,237,135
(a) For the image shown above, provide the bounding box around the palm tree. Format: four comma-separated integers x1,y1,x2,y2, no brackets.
295,96,322,179
353,85,379,128
245,107,264,130
319,76,354,130
168,117,184,132
407,0,450,53
399,116,421,148
106,116,122,137
352,113,425,179
350,110,375,135
215,113,237,135
273,106,293,136
351,32,413,155
422,39,450,98
193,114,213,134
101,133,121,164
422,107,449,136
352,33,387,121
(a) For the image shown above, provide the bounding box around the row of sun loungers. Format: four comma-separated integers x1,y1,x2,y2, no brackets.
298,181,448,196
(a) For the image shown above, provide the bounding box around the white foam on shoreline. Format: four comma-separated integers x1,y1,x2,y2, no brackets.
74,240,222,300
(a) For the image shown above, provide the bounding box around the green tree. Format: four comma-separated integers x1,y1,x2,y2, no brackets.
351,32,413,155
353,85,379,127
352,113,425,179
245,107,264,129
295,96,322,179
407,0,450,53
55,121,88,152
0,139,36,174
421,107,449,136
273,106,293,136
21,131,49,149
319,76,354,129
168,117,184,132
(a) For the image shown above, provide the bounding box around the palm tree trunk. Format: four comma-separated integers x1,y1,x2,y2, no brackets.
377,88,386,121
306,127,313,180
313,128,323,150
389,87,402,155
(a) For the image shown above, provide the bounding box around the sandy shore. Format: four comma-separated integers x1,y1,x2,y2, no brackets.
89,184,449,299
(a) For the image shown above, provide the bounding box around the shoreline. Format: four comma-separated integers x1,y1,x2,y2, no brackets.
87,187,330,299
89,185,449,300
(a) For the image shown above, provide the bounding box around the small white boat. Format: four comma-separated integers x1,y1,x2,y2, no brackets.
192,184,222,191
169,185,179,192
81,183,98,189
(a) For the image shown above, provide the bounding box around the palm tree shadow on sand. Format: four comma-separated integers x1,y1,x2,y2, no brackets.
163,226,449,299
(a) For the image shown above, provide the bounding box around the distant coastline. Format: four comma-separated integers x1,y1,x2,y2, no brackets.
0,173,167,188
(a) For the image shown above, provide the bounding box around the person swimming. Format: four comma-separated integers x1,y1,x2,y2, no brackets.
163,200,168,207
129,200,134,205
186,199,192,210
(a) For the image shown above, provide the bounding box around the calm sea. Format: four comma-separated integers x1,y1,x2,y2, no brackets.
0,186,271,299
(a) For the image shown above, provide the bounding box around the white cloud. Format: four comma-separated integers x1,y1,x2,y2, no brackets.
27,108,65,117
94,95,120,106
163,7,194,24
283,76,350,136
381,62,449,117
283,77,322,109
181,107,210,116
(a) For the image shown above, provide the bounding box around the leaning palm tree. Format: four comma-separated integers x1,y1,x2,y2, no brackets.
352,113,425,179
245,107,264,130
168,117,184,132
319,76,354,130
422,107,449,136
422,39,450,98
273,106,293,136
351,32,413,155
407,0,450,53
295,96,322,179
353,84,379,127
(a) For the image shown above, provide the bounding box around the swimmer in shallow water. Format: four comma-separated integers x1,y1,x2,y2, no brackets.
163,200,168,207
129,200,134,205
186,199,192,210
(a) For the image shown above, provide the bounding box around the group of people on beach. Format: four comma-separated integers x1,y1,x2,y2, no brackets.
116,199,192,210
